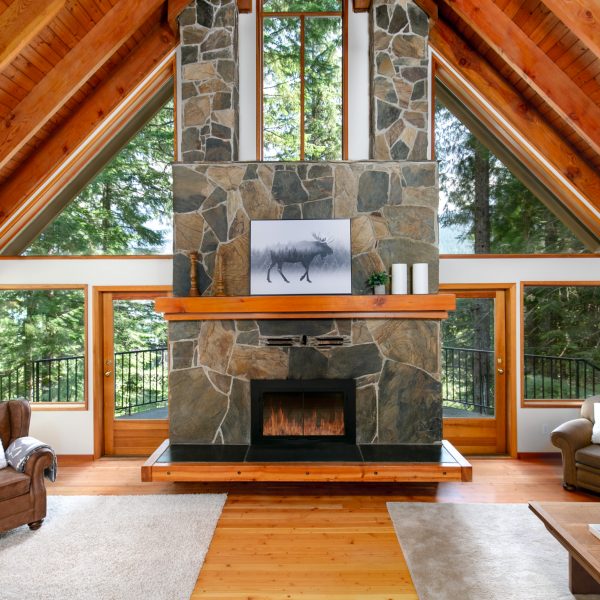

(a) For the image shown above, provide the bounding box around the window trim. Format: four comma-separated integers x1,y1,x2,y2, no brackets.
520,281,600,408
256,0,348,160
0,284,88,411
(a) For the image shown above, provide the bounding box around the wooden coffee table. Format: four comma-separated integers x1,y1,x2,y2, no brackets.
530,502,600,594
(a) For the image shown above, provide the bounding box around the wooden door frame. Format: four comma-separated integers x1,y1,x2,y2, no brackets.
92,285,171,459
440,282,518,457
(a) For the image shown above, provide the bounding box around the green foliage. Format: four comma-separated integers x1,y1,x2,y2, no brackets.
24,100,174,256
435,99,585,254
113,300,167,354
263,0,341,12
366,271,389,287
262,11,342,160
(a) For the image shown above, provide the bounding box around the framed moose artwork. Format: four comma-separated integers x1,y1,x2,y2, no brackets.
250,219,352,295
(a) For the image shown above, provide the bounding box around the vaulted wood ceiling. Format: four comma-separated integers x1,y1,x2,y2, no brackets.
0,0,599,249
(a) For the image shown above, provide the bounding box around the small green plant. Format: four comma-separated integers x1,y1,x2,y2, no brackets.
366,271,389,288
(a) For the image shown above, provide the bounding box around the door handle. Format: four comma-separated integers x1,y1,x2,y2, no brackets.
104,370,112,377
497,368,505,374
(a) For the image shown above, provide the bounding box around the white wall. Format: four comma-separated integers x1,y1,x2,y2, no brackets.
1,256,597,454
441,256,600,452
238,1,370,160
0,258,172,454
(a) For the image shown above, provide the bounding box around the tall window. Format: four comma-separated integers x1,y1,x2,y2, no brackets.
435,98,586,254
23,100,174,256
258,0,346,160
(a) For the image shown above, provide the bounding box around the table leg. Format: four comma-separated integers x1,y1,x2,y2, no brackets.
570,555,600,594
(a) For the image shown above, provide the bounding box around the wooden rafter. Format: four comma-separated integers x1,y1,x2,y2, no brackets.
0,23,176,230
0,0,167,173
237,0,252,13
430,20,600,233
0,0,66,73
443,0,600,156
542,0,600,60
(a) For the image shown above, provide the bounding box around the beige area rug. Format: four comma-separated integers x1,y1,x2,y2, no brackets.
0,494,226,600
387,503,600,600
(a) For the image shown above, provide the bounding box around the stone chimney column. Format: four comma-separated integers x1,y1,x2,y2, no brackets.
370,0,429,161
179,0,239,162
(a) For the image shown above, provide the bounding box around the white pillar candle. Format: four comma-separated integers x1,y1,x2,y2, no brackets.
391,263,408,294
412,263,429,294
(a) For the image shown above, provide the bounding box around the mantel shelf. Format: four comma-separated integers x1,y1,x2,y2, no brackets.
154,294,456,320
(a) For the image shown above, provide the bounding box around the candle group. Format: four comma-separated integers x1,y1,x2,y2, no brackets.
391,263,429,295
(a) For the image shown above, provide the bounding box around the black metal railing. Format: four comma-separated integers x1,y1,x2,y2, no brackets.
442,346,495,415
524,354,600,400
0,355,84,403
114,347,168,417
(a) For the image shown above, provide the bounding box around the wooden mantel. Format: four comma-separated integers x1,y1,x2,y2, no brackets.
154,293,456,320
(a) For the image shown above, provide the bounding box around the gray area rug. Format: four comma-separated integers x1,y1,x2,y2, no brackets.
387,503,600,600
0,494,226,600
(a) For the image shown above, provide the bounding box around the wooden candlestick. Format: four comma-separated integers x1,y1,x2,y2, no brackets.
213,251,226,297
188,251,200,297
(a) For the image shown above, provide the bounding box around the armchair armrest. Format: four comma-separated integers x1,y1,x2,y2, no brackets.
551,418,593,487
23,448,54,479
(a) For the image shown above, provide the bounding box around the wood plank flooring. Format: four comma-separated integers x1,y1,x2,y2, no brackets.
48,456,598,600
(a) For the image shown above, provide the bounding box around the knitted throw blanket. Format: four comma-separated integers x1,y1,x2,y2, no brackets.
5,436,57,482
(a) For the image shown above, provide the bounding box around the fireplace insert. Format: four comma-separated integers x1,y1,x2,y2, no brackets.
251,379,356,445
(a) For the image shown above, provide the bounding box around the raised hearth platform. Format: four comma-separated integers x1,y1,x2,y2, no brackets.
141,440,472,483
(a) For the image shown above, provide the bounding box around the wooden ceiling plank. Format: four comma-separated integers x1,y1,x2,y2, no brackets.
444,0,600,155
430,20,600,227
0,0,65,74
542,0,600,60
0,0,168,172
0,22,176,223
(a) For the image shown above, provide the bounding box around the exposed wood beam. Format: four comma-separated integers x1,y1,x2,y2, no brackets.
430,20,600,235
443,0,600,156
542,0,600,59
167,0,193,34
237,0,252,13
0,23,176,237
0,0,65,73
351,0,437,18
0,0,167,173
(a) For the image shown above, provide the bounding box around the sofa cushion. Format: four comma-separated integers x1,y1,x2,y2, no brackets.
0,402,10,449
576,444,600,470
0,467,30,501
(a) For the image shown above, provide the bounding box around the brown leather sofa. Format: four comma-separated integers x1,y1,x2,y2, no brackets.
551,396,600,493
0,399,53,531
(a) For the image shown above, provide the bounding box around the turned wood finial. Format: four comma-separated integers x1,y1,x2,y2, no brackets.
188,251,200,297
213,250,226,297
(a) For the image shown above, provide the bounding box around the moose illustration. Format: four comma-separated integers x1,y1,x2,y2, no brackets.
266,233,334,284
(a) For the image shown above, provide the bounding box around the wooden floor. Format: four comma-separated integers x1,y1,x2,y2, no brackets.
49,456,598,600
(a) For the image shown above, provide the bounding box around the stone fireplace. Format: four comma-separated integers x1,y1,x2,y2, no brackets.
167,0,443,456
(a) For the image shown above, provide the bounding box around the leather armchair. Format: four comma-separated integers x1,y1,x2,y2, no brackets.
551,396,600,493
0,399,53,531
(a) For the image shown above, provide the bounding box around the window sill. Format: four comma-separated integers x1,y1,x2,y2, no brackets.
31,403,87,411
522,399,584,409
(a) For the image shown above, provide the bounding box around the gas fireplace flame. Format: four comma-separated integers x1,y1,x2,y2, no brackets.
263,404,345,436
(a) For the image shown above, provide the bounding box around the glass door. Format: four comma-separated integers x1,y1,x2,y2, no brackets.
442,289,507,454
102,290,169,456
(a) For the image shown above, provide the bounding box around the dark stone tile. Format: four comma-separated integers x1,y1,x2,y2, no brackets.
205,137,232,161
181,82,197,100
236,329,259,345
157,444,249,462
203,203,228,242
408,3,429,36
388,5,408,33
303,198,333,219
172,340,195,370
304,177,334,201
200,29,232,52
200,227,218,253
359,444,453,463
243,164,258,180
289,347,329,379
376,99,401,130
378,238,439,292
378,361,442,444
196,0,213,27
375,4,389,29
327,344,382,379
402,164,436,187
217,59,236,83
401,66,428,83
221,379,250,443
182,27,207,45
202,48,232,61
272,170,308,204
257,320,335,337
203,186,227,210
173,253,191,296
169,321,201,342
411,79,426,101
409,131,428,161
213,91,231,110
336,319,352,337
179,7,196,27
357,170,389,212
356,385,377,443
169,367,228,443
246,443,362,462
182,127,200,152
214,2,236,27
391,139,410,160
351,251,385,295
307,164,332,179
236,319,258,332
282,204,301,219
212,122,231,139
181,45,198,65
197,261,211,294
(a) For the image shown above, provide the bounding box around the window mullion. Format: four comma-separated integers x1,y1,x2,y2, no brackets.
300,15,305,161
